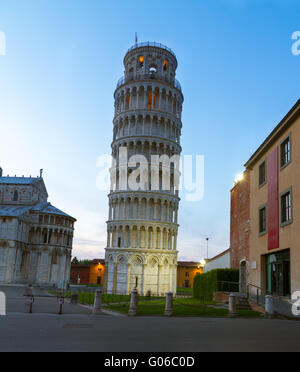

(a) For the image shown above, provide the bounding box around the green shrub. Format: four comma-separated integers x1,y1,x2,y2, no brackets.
193,269,239,301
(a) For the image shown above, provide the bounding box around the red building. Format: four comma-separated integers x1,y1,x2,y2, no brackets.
70,264,90,284
230,169,250,293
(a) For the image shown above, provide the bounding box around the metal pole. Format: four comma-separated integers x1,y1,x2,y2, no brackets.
206,238,209,259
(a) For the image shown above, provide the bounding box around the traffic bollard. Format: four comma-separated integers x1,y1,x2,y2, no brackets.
164,292,173,316
58,296,64,315
265,295,274,319
229,293,237,316
93,289,103,315
29,296,34,314
128,289,138,316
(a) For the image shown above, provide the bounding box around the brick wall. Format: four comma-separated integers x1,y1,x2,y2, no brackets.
230,170,250,269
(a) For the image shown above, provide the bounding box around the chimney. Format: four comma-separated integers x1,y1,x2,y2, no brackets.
0,167,2,177
40,169,43,178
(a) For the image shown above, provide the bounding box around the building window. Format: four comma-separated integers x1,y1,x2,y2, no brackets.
185,272,189,277
125,95,130,110
13,190,19,201
280,135,291,169
259,160,266,187
259,205,267,235
163,59,168,72
117,237,121,247
138,55,144,69
281,188,292,226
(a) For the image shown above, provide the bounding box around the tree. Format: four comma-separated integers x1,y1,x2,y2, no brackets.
71,257,79,265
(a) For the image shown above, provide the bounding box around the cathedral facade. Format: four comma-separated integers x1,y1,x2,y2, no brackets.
0,168,75,288
104,42,183,295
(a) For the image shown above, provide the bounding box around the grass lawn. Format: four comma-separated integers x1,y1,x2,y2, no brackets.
176,287,193,295
50,291,163,305
105,297,264,318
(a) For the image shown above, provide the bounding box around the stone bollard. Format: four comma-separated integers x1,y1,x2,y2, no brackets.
229,293,237,316
93,289,103,315
128,289,138,316
70,293,79,305
58,296,64,315
164,292,173,316
28,296,34,314
265,295,274,319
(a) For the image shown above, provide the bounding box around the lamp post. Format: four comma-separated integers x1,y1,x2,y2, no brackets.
206,238,209,260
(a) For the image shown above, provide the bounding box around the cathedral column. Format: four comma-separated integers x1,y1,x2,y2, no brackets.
158,89,162,110
173,233,177,251
142,116,145,135
169,264,174,292
175,205,178,224
137,227,141,249
141,263,146,296
129,226,133,248
127,263,131,294
129,88,133,110
154,200,158,220
104,262,109,293
107,230,110,248
143,87,147,109
113,262,118,294
160,229,164,250
145,228,149,249
157,264,162,296
166,202,170,222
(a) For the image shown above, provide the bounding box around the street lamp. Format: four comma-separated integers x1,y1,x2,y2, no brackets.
206,237,209,260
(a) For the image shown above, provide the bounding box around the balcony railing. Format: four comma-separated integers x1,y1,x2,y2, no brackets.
116,72,182,92
126,42,176,59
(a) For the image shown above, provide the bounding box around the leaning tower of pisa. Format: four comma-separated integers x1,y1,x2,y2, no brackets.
104,42,184,295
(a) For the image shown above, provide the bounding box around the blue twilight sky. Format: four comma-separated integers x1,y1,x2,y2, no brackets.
0,0,299,261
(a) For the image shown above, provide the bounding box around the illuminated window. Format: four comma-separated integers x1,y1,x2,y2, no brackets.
148,92,152,109
138,55,144,69
163,59,168,71
148,92,156,109
126,95,130,110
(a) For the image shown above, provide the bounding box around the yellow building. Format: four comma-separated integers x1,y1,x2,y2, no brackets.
244,100,300,297
89,259,105,285
177,261,203,288
72,258,204,289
